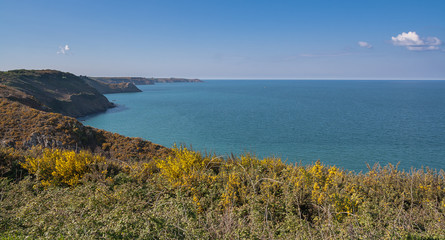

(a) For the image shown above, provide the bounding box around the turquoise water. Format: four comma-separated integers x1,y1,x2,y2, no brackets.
81,80,445,172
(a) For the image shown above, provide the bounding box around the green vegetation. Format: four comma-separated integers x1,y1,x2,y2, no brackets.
1,146,444,239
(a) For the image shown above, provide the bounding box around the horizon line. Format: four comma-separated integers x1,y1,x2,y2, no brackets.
2,69,444,80
200,78,445,81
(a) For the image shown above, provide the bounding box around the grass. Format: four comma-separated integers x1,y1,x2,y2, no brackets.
1,146,444,239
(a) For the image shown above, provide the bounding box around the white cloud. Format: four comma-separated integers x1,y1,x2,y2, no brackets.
57,44,70,54
391,32,441,51
358,41,372,49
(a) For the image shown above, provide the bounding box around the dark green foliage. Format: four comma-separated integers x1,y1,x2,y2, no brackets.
0,148,26,180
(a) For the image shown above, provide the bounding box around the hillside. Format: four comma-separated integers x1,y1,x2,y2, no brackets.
80,76,142,94
0,84,49,111
0,98,170,161
0,70,114,117
1,126,444,239
92,76,202,85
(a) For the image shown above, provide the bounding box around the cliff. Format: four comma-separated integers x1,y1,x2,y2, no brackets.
153,77,202,83
91,77,155,85
0,98,170,161
0,70,114,117
80,76,142,94
0,69,198,161
0,84,49,111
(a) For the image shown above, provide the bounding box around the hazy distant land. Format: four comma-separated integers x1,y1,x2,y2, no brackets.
91,76,202,85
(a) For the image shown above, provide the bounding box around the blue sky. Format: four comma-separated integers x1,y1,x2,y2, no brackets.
1,0,444,79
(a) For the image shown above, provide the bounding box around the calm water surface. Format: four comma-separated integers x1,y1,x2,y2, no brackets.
82,80,445,172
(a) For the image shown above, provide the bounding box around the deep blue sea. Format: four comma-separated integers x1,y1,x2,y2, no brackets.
81,80,445,172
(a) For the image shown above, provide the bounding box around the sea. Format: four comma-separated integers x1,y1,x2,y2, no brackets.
81,80,445,172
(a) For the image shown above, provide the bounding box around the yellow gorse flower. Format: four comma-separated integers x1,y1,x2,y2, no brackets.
21,147,105,187
155,145,212,186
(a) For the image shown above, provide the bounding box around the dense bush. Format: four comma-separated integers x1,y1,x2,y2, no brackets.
0,147,26,180
1,146,444,239
20,147,107,187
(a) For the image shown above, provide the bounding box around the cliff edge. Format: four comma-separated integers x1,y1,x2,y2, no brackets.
80,76,142,94
0,98,170,161
0,70,114,117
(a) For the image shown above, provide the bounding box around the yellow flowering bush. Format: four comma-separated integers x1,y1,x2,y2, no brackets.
3,144,445,238
155,145,217,187
21,147,105,187
290,160,362,221
155,146,220,212
221,172,242,207
303,161,344,205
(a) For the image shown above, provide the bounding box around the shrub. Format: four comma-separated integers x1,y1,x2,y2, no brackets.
155,145,218,187
0,147,26,180
20,147,106,187
2,146,444,239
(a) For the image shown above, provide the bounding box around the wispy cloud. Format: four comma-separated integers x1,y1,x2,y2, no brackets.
299,52,352,57
358,41,372,49
57,44,70,55
391,32,441,51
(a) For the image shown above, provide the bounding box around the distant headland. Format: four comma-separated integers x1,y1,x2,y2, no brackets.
91,76,202,85
0,69,196,159
0,69,202,117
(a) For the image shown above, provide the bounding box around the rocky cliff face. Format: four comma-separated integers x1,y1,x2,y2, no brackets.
80,76,142,94
0,69,171,161
0,70,114,117
0,84,49,111
91,77,156,85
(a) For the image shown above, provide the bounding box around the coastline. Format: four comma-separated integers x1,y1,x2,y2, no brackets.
1,71,444,239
